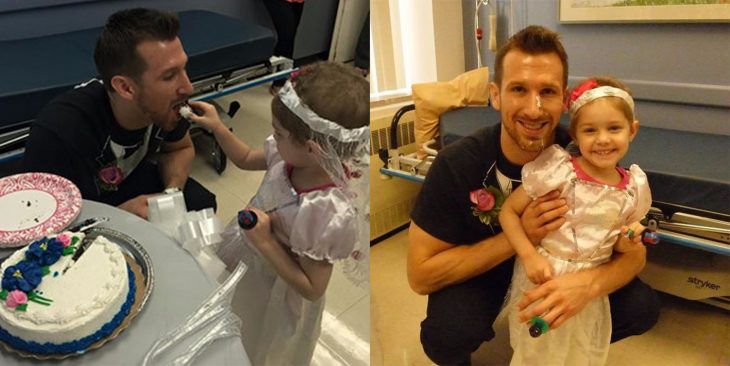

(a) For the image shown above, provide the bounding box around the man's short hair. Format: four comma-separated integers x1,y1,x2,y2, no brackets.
493,25,569,88
94,8,180,91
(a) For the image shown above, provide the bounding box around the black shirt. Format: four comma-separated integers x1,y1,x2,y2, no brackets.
411,122,571,245
23,79,188,203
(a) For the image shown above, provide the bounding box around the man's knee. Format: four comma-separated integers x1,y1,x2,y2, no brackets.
610,278,660,342
183,178,217,212
420,316,493,365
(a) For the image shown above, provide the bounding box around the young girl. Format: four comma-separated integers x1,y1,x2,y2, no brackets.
498,76,652,365
187,62,369,365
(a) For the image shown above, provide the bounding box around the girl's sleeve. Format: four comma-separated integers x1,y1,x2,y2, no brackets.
626,165,653,223
262,135,282,168
521,144,574,199
288,189,357,263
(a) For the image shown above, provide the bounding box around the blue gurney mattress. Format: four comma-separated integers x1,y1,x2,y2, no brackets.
0,10,275,133
439,107,730,216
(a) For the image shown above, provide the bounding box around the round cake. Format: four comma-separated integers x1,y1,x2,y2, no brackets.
0,231,135,355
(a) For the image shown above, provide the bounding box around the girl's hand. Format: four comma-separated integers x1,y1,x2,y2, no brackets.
521,190,568,245
615,222,645,253
242,207,275,250
186,101,225,132
523,253,553,284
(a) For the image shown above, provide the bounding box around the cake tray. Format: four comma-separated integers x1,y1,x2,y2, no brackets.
0,227,154,360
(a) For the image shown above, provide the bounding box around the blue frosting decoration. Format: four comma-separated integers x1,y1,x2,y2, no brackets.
0,265,137,355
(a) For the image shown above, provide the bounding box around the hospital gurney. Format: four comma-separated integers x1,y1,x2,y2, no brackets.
382,104,730,309
0,10,294,174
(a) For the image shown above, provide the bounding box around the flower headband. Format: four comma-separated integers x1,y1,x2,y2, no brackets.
277,80,369,145
568,80,635,116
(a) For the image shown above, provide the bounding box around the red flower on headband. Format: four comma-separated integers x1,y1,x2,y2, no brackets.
567,79,599,110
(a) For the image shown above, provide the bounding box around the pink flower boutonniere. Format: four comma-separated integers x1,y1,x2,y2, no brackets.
469,185,505,227
97,164,124,192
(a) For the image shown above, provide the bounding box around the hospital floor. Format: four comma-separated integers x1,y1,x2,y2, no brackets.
371,229,730,366
188,84,369,365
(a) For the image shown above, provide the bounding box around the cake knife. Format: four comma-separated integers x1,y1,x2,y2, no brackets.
66,217,110,233
62,232,99,274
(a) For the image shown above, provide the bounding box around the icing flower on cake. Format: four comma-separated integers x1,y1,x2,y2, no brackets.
56,233,72,248
1,261,43,293
469,185,505,227
25,238,64,266
5,290,27,309
97,164,124,191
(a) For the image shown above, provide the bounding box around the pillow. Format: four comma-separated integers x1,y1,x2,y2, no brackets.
411,67,490,158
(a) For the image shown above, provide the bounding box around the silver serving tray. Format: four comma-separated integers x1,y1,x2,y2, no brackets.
85,226,154,313
0,226,155,359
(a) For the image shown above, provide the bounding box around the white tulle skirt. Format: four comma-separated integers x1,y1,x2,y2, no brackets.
216,219,325,366
499,249,611,366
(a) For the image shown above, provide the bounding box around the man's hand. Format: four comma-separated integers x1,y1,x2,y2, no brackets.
516,270,593,330
118,195,150,219
521,190,568,245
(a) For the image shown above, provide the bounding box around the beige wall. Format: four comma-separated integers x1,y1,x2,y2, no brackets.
432,0,465,81
371,0,465,97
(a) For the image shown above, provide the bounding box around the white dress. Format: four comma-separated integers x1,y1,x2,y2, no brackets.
215,136,358,365
502,145,651,366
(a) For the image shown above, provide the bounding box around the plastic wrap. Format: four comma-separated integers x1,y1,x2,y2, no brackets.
142,262,248,366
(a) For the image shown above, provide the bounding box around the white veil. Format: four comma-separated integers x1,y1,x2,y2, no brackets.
277,80,370,289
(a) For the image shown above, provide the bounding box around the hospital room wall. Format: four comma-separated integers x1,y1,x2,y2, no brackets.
463,0,730,136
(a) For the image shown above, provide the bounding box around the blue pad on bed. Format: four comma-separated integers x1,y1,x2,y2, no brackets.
439,107,730,216
0,10,275,133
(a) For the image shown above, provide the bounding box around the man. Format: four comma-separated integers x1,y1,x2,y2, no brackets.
407,25,659,365
24,8,216,219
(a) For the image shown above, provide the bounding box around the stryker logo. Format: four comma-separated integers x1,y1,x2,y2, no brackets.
687,277,721,290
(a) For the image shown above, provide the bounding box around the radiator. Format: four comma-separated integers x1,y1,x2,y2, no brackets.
370,103,422,241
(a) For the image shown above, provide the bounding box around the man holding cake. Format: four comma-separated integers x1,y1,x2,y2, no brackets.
23,8,216,219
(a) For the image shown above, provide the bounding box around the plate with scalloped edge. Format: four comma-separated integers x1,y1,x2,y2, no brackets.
0,173,82,248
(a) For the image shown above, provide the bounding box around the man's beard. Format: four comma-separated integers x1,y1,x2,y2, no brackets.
504,122,549,153
136,94,175,131
519,137,546,152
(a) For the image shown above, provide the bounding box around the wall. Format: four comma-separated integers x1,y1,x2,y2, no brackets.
462,0,730,136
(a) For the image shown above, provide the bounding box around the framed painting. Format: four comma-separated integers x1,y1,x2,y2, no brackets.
559,0,730,23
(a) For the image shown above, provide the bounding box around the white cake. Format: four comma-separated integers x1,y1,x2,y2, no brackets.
0,232,133,354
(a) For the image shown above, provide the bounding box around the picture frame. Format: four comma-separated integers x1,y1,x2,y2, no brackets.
559,0,730,23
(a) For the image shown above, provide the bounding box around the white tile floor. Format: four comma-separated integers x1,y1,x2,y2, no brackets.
371,229,730,366
188,84,369,366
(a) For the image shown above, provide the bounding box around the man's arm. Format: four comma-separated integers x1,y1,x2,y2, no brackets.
408,190,569,295
517,232,647,329
157,132,195,190
407,222,514,295
118,133,194,219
